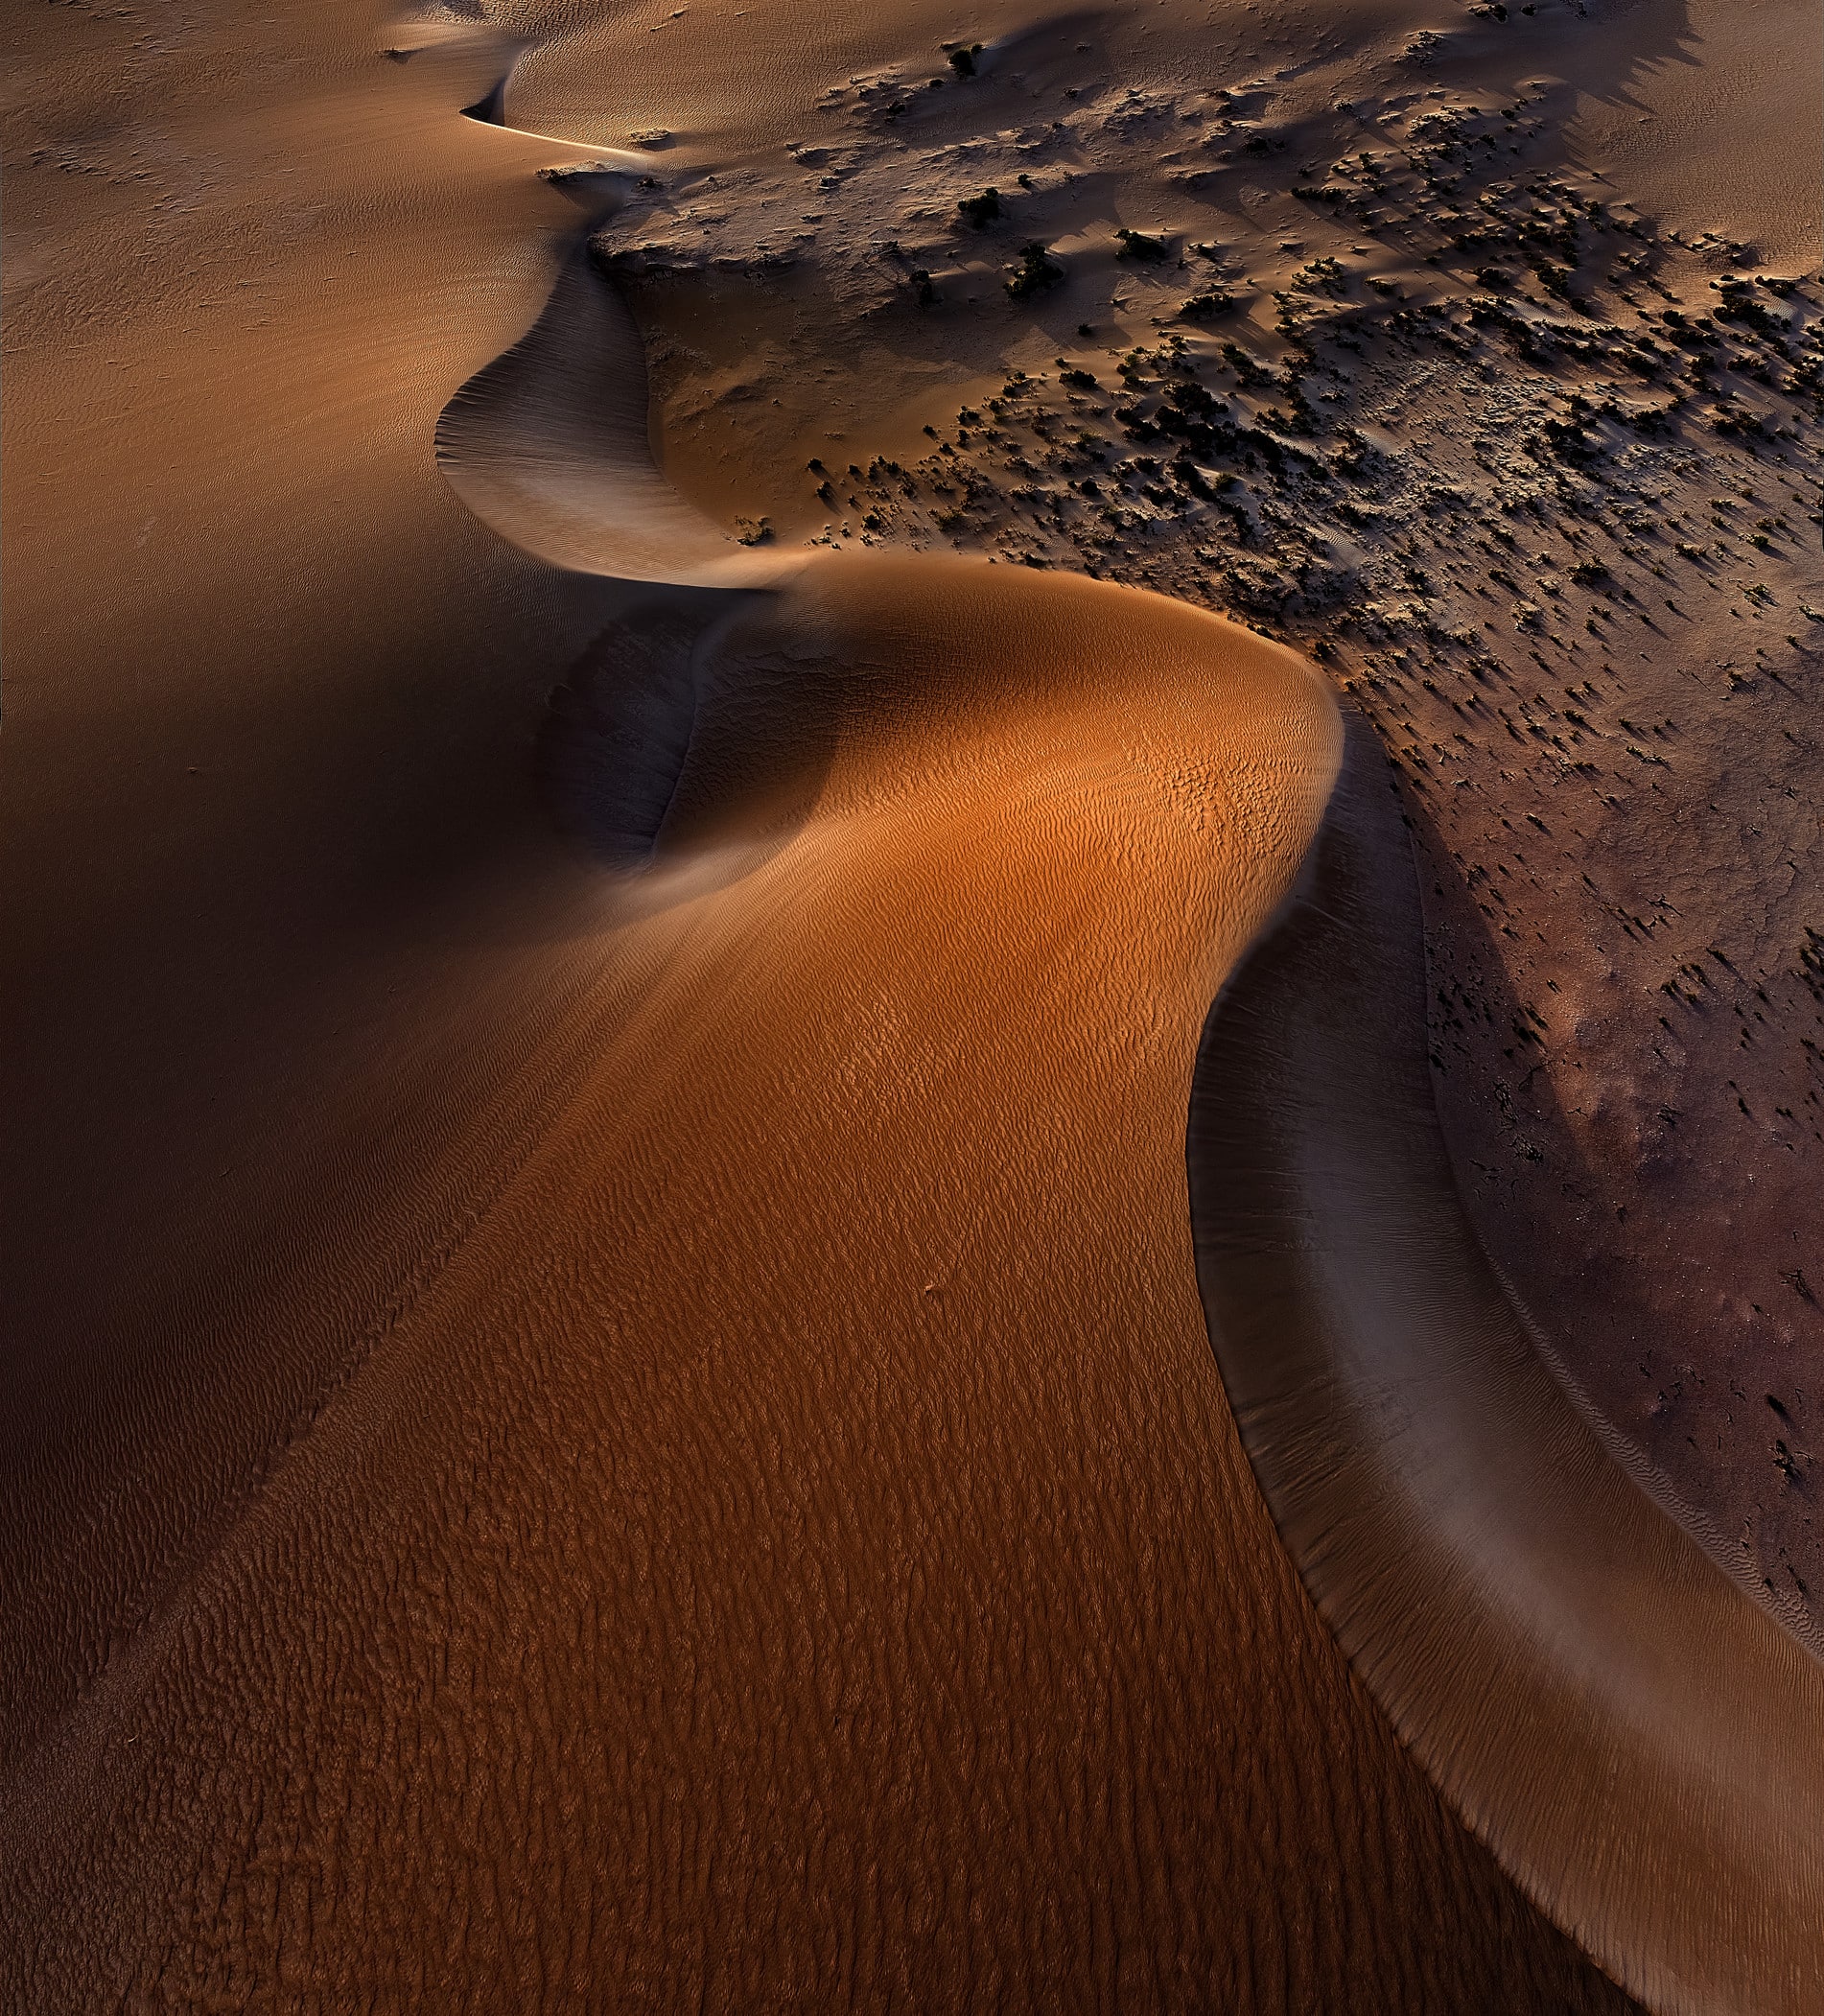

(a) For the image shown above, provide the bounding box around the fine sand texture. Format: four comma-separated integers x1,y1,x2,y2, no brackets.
4,0,1818,2006
2,560,1627,2010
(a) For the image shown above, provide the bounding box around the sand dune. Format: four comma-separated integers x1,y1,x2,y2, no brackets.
2,561,1626,2008
4,0,1817,2004
1191,717,1824,2016
438,233,788,584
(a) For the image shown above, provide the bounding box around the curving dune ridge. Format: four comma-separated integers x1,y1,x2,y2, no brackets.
437,242,788,588
0,563,1412,1983
1191,719,1824,2016
2,545,1640,2009
5,0,1816,2004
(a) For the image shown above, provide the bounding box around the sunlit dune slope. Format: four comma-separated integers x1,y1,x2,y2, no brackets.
2,561,1625,2009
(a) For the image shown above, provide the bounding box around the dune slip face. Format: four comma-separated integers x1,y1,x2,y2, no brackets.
1189,718,1824,2016
3,0,1816,2006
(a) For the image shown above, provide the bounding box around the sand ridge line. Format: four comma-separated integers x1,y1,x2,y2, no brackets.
544,0,1823,1625
429,34,1820,2006
3,0,1804,2002
1191,715,1824,2016
32,561,1620,2016
430,18,806,584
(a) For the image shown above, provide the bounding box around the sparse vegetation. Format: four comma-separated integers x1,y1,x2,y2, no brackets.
1006,241,1064,297
1115,226,1170,263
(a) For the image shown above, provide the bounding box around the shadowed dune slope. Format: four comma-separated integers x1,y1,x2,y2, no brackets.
1,560,1634,2011
1189,718,1824,2016
0,0,639,1752
437,242,787,585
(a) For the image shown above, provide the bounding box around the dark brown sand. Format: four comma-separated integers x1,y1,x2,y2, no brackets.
1,559,1627,2010
4,0,1815,2005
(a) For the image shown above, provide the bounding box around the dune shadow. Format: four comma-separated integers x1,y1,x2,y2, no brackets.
541,596,728,870
436,237,792,586
1185,707,1824,2016
534,583,843,908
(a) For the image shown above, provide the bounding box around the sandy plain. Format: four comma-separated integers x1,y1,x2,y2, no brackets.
3,0,1820,2007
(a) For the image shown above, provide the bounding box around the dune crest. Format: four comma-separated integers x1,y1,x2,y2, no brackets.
3,560,1629,2011
437,241,795,584
1190,719,1824,2016
8,0,1812,1999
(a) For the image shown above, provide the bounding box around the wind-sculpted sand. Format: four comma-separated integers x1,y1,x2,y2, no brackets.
437,241,789,585
0,559,1627,2010
1191,718,1824,2016
4,0,1817,2005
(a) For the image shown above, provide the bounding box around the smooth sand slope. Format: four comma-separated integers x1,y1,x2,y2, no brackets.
1192,719,1824,2016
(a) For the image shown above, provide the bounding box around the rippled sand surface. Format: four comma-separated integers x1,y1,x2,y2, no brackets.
4,551,1637,2008
5,0,1818,2006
